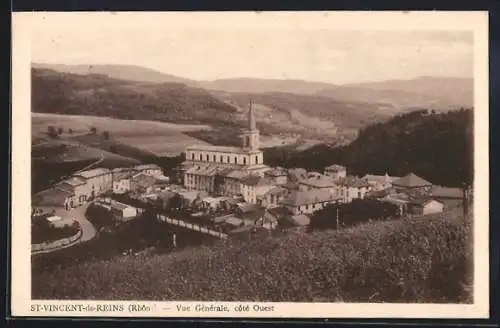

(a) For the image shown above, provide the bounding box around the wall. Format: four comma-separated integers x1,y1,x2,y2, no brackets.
31,225,83,255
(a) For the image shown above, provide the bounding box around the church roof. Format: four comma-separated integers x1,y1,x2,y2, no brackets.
392,173,432,188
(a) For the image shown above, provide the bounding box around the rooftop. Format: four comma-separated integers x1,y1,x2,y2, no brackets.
113,171,136,181
324,164,346,172
281,189,339,206
134,164,162,171
186,144,263,154
241,175,272,187
299,176,337,188
185,165,219,176
33,188,73,207
264,186,289,196
62,176,86,187
267,206,294,219
362,174,401,184
337,176,371,189
110,202,131,211
265,167,288,177
225,170,250,180
392,173,433,188
430,186,463,199
75,168,111,179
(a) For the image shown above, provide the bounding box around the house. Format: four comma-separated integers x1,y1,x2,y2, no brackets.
336,176,371,203
109,202,138,221
278,214,311,233
157,190,178,210
407,199,444,216
32,187,75,211
280,189,341,215
134,164,163,177
184,164,219,193
287,168,308,182
264,167,288,185
112,170,136,194
258,186,289,208
73,168,113,199
429,186,464,208
324,164,347,181
298,175,337,193
57,176,87,206
130,172,157,194
362,173,401,191
240,175,276,204
46,216,76,229
258,206,293,230
216,169,248,197
391,173,433,193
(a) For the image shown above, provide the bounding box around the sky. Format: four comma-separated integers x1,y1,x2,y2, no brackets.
29,12,474,85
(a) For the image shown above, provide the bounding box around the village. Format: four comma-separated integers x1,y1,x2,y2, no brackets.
31,102,469,253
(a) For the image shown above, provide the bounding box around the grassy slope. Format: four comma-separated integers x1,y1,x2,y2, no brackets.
32,208,472,303
33,113,210,156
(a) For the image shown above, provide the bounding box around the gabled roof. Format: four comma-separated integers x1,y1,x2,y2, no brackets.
281,189,339,206
362,173,401,184
409,198,443,206
337,176,371,189
324,164,346,172
134,164,162,171
430,186,463,199
267,206,294,219
33,188,73,207
265,167,288,177
62,176,86,187
241,175,272,187
264,186,288,196
392,173,432,188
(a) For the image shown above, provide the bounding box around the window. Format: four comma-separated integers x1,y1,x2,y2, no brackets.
226,156,229,163
213,155,216,162
255,155,259,164
234,157,237,164
206,154,209,161
199,154,202,161
243,157,246,165
191,153,195,160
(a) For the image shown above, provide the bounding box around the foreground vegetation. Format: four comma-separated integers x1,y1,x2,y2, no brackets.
32,209,472,303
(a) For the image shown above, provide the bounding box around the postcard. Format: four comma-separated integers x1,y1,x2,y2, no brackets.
11,11,489,318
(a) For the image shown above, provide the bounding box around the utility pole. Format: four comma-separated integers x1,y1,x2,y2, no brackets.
336,206,339,230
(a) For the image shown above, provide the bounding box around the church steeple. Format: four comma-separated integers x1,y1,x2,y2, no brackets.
242,100,260,150
248,100,256,131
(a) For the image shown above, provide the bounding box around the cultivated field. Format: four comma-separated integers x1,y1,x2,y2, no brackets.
32,113,211,156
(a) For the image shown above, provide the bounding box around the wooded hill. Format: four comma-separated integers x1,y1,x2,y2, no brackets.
264,109,473,187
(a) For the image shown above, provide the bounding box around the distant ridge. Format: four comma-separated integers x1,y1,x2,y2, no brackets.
32,63,197,85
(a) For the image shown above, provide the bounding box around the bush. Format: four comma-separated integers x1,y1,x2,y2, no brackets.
32,209,472,303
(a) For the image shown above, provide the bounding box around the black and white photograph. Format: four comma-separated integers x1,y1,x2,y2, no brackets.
11,11,489,318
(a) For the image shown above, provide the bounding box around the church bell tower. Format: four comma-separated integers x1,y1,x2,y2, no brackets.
242,100,260,150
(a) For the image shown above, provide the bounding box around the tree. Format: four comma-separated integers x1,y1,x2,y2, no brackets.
90,126,97,135
103,131,111,140
47,126,58,138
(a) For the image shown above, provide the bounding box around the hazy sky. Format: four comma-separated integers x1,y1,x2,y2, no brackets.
29,13,474,84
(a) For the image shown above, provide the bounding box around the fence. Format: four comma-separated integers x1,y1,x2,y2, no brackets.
31,226,83,255
157,214,228,239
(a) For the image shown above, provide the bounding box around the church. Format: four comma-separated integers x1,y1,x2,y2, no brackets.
182,101,270,194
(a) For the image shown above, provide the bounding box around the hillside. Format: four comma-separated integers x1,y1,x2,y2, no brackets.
32,68,238,126
317,77,473,111
32,209,472,303
264,109,473,187
32,63,196,85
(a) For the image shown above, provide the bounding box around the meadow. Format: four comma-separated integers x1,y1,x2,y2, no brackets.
32,113,211,156
32,208,472,303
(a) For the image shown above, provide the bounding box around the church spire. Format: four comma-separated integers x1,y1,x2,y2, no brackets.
248,100,256,131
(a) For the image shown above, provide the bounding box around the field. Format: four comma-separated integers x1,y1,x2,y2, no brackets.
33,113,211,156
32,208,472,303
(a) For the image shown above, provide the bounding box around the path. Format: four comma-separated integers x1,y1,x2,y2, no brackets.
33,203,97,255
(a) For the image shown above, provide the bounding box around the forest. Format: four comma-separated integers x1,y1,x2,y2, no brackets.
264,109,473,187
